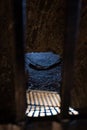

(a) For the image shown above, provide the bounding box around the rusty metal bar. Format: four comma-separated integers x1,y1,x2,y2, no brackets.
61,0,81,118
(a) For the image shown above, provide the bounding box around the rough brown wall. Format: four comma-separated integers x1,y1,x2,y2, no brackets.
71,0,87,109
26,0,66,54
0,0,26,121
0,0,16,120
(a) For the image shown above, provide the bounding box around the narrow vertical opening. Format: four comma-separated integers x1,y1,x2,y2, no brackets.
13,0,80,119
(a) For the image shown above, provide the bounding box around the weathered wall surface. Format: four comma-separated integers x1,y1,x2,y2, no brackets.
71,0,87,109
0,0,26,121
0,0,16,121
25,0,65,54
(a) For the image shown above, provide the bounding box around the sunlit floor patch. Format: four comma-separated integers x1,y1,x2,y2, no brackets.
69,107,79,115
26,90,79,117
26,90,60,117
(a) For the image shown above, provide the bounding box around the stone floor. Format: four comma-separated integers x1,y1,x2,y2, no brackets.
26,120,87,130
0,120,87,130
25,52,62,92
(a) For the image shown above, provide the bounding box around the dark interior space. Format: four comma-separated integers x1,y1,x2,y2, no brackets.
0,0,87,129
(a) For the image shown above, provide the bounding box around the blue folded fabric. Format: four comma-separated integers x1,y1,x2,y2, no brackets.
25,52,61,70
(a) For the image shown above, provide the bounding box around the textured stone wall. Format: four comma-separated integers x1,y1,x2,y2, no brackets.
26,0,66,54
71,0,87,109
